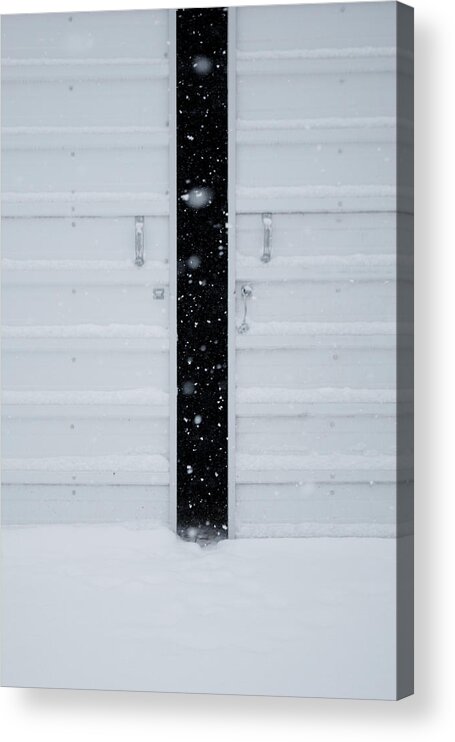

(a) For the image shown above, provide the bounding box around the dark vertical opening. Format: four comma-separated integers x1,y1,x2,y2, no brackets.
176,8,228,541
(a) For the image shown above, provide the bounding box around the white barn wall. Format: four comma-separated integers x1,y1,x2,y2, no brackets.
233,2,410,537
1,10,172,525
1,5,412,537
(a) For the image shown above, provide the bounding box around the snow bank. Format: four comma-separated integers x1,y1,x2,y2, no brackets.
1,522,398,698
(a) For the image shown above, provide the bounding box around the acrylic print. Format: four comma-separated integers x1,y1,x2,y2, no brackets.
0,3,414,699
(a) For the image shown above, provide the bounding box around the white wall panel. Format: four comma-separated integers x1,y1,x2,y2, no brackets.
236,3,398,51
237,413,405,457
238,72,396,122
0,11,169,60
237,347,400,389
1,10,172,525
1,485,169,526
2,284,169,325
235,281,399,322
237,212,411,258
237,141,397,189
2,346,168,391
2,79,169,130
1,216,170,262
2,415,169,458
2,147,169,194
234,3,407,537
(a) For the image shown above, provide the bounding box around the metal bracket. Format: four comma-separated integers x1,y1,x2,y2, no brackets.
135,216,145,267
261,213,272,263
238,283,253,334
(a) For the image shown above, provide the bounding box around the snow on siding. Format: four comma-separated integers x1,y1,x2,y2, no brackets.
234,3,412,537
1,10,172,525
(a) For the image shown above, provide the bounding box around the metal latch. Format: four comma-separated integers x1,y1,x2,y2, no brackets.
135,216,145,267
261,213,272,263
238,283,253,334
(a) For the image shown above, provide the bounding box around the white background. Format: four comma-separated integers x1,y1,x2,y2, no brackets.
0,0,453,739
